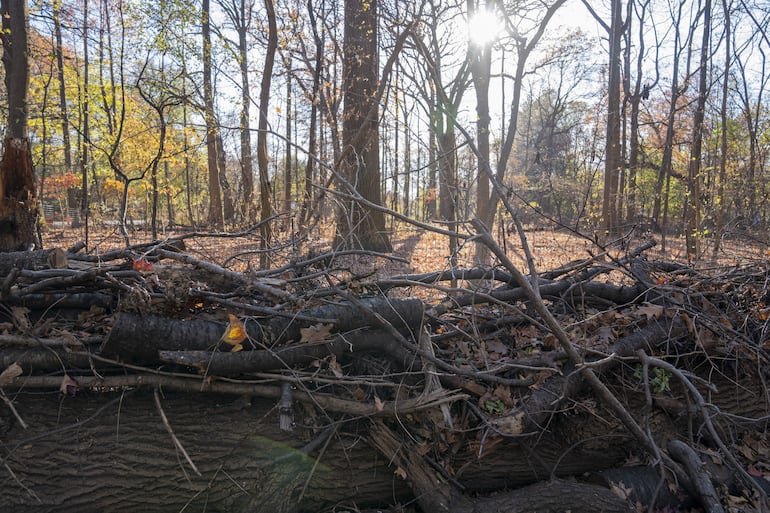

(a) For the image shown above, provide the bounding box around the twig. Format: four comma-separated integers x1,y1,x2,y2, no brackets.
0,388,28,429
153,388,201,477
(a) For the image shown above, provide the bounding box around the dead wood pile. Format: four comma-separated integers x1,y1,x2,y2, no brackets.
1,230,770,513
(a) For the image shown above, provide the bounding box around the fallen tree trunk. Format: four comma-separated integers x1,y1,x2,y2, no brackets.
102,297,424,363
0,389,635,513
0,247,66,273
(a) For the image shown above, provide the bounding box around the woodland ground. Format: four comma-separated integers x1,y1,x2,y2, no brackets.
41,221,770,278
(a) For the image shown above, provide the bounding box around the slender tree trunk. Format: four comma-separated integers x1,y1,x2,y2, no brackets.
713,0,730,256
164,160,173,227
284,63,292,219
53,0,72,174
237,4,254,222
402,106,411,217
79,0,90,243
257,0,277,266
468,0,493,264
684,0,711,260
202,0,223,229
298,1,322,229
180,65,196,229
218,134,235,224
602,0,623,236
427,105,437,219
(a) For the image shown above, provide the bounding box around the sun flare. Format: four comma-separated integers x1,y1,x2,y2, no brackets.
467,9,504,46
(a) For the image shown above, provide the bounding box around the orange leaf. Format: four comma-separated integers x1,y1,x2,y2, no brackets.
132,257,153,271
220,314,247,351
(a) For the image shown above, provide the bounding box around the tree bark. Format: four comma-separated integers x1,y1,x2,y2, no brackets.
0,0,38,252
0,389,635,513
256,0,276,266
101,297,424,364
202,0,223,229
0,247,66,274
0,138,38,251
684,0,711,260
602,0,623,236
336,0,392,253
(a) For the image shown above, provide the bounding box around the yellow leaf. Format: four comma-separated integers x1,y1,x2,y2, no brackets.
299,323,334,343
220,314,247,350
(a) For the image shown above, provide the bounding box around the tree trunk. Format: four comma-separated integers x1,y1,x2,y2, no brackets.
336,0,392,253
79,0,90,241
0,0,38,252
0,391,413,513
284,62,292,220
0,138,38,251
602,0,623,236
257,0,277,267
237,7,254,221
468,0,493,264
0,387,639,513
685,0,710,260
713,0,730,256
53,0,72,174
202,0,223,229
298,0,322,228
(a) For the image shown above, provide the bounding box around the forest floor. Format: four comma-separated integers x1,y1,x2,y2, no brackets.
42,220,769,277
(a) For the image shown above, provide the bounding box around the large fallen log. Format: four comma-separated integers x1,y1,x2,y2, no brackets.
101,297,424,363
0,389,634,513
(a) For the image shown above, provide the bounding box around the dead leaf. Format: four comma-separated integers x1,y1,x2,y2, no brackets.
11,306,31,330
637,303,664,320
59,374,79,396
328,355,344,378
596,326,615,344
485,339,509,356
394,466,407,479
373,395,385,412
299,323,334,343
609,481,633,500
493,384,513,407
0,362,22,385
